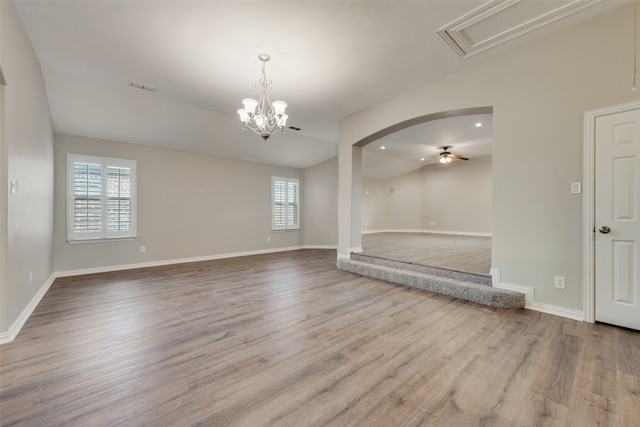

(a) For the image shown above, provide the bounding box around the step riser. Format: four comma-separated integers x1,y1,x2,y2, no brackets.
338,258,524,309
350,253,492,285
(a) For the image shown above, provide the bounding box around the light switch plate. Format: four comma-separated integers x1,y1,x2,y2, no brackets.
570,182,581,194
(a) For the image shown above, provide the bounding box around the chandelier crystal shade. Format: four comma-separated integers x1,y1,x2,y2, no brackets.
237,53,288,141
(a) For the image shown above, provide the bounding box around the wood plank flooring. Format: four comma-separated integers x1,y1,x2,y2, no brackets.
361,232,491,276
1,249,638,426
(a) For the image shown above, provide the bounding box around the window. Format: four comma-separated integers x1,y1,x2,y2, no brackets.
272,176,300,230
67,154,137,242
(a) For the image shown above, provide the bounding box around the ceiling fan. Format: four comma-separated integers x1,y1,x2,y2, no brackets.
438,146,469,164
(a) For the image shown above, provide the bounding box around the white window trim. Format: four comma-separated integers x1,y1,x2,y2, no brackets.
67,154,137,242
271,176,300,231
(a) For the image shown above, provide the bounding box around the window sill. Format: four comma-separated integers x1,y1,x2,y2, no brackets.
67,237,136,245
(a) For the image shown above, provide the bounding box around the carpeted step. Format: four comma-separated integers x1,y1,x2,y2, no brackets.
350,253,492,286
337,258,524,309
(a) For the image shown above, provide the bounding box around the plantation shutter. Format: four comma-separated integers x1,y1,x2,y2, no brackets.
107,166,133,232
73,161,103,236
67,154,137,241
272,177,300,230
286,180,299,228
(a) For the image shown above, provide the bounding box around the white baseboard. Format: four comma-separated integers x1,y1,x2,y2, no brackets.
362,229,492,237
527,301,585,321
2,246,342,344
0,273,56,344
362,229,422,234
7,252,587,344
491,268,585,321
55,245,339,277
424,230,492,237
55,245,308,278
304,245,338,250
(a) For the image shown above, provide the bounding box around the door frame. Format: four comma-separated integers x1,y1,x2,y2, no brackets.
583,100,640,323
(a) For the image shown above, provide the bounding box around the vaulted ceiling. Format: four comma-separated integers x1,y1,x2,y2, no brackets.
12,0,624,179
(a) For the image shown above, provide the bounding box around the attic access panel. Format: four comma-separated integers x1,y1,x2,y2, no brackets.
437,0,601,59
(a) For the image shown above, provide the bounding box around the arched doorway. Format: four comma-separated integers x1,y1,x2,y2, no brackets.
353,107,493,276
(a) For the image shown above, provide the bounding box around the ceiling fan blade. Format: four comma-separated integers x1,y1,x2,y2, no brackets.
450,154,469,160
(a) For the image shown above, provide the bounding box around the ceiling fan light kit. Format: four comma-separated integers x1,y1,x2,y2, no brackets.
237,53,288,141
438,145,469,164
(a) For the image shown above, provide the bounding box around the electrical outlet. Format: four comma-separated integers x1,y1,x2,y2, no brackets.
140,245,146,253
430,221,436,226
29,272,33,283
554,276,566,289
267,237,271,242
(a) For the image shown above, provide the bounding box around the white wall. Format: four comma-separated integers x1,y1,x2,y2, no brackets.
54,134,304,273
0,1,55,337
303,157,338,247
339,3,639,311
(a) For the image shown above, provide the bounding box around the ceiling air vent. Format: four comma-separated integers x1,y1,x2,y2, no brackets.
128,81,157,92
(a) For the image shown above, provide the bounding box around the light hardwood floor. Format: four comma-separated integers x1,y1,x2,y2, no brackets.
1,249,638,426
361,232,492,276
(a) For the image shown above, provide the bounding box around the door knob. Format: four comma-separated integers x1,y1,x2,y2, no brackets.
599,226,611,234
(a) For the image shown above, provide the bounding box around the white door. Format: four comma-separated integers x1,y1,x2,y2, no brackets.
594,108,640,330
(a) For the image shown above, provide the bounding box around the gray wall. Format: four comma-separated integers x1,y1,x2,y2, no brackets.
339,3,639,310
383,169,423,230
0,0,341,333
54,134,305,272
303,157,338,247
362,156,492,234
1,1,55,336
361,178,388,231
421,156,491,233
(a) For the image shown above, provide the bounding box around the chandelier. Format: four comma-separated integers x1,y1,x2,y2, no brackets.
237,53,288,141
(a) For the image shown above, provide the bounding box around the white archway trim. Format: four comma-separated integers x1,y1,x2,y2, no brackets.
339,106,493,260
353,106,493,148
583,100,640,323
